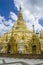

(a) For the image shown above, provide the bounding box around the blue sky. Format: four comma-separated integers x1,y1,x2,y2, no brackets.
0,0,18,35
39,18,43,27
0,0,18,20
0,0,43,35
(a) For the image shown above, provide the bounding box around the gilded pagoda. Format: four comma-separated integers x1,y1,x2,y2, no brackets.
0,7,41,54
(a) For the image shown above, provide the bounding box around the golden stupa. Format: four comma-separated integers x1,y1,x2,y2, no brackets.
0,7,41,54
40,30,43,39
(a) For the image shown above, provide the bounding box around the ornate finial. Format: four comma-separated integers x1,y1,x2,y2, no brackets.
32,24,34,32
5,32,8,41
40,29,43,38
20,6,21,10
11,26,14,36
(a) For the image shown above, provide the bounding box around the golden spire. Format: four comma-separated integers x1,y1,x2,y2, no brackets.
13,6,29,31
5,32,8,42
40,29,43,38
32,24,35,32
11,26,14,37
20,6,21,10
18,6,23,21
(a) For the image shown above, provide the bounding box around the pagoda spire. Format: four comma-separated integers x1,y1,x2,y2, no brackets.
13,5,29,31
20,6,21,10
32,24,35,32
5,32,8,42
17,6,23,21
11,26,14,37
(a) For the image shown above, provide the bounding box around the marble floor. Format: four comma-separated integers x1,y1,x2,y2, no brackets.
0,57,43,65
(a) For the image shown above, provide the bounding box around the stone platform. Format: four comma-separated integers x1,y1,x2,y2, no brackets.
0,58,43,65
0,53,43,59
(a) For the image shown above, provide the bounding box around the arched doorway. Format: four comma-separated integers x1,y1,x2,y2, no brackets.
32,45,36,54
7,44,11,54
18,40,24,54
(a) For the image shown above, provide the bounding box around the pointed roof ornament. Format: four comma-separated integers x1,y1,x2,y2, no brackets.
32,24,35,32
11,26,14,36
5,32,8,42
20,6,21,10
17,6,23,21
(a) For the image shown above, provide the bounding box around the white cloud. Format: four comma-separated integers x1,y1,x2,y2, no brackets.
0,11,17,35
10,12,17,20
0,16,5,24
